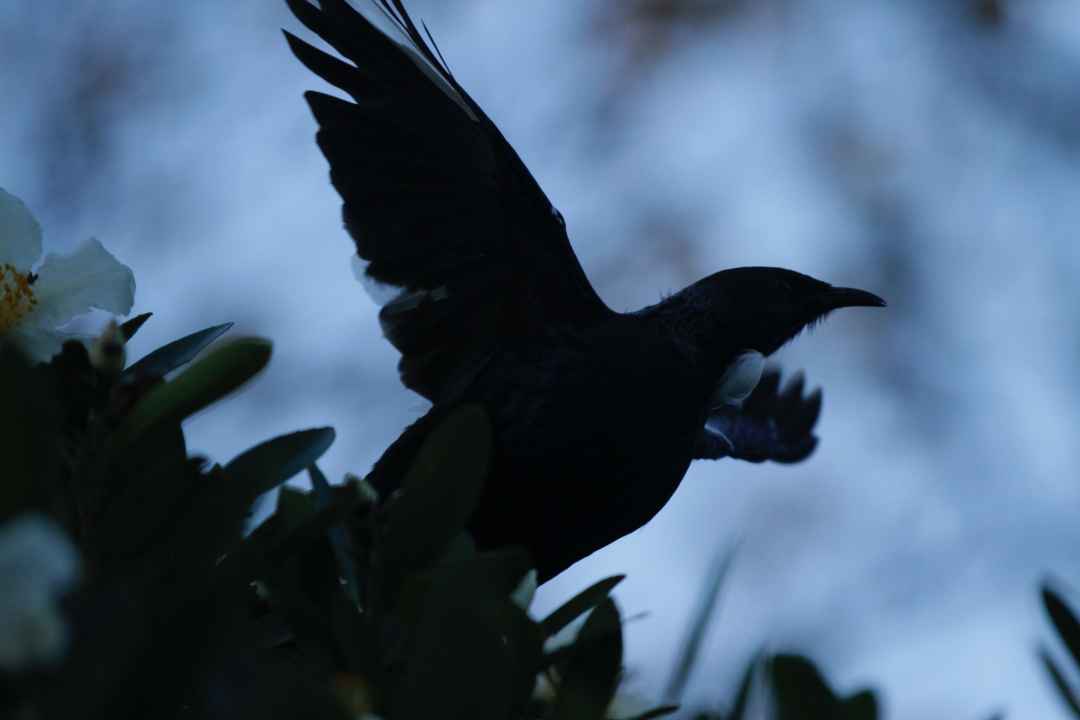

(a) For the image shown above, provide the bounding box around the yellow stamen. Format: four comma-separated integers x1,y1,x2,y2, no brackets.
0,263,37,333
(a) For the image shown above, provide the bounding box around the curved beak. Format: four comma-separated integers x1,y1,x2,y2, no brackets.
822,286,887,310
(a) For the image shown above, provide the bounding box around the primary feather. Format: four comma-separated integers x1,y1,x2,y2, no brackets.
284,0,612,403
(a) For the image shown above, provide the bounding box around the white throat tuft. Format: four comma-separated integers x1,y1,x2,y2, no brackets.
713,350,765,406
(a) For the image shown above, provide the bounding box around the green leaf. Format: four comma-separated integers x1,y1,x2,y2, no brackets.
276,486,318,531
309,463,360,608
551,597,623,720
264,495,358,566
92,423,192,565
664,544,737,702
841,690,879,720
769,654,837,719
112,337,271,447
1044,585,1080,674
395,546,533,650
225,427,335,499
0,346,60,522
725,655,758,720
137,463,257,579
110,426,329,582
541,575,625,638
217,483,358,594
391,554,544,720
1040,646,1080,717
438,531,477,566
308,463,332,498
122,321,233,380
461,547,533,597
381,405,492,576
119,312,152,342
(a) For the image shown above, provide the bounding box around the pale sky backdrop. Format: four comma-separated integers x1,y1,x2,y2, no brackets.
4,1,1080,717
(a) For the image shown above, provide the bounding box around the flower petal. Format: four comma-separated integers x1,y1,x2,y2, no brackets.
0,188,43,270
0,514,79,594
30,238,135,327
0,514,79,670
6,324,88,362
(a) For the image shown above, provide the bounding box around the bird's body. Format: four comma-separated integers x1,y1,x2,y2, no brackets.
285,0,885,581
372,313,711,579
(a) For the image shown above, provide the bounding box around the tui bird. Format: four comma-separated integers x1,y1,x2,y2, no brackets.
284,0,885,581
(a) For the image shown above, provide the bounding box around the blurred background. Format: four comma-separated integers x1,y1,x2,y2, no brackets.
3,0,1079,715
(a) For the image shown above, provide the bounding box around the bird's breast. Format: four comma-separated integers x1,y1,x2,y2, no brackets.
468,323,710,575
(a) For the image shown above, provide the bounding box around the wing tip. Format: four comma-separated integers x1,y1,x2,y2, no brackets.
282,27,312,60
283,0,319,26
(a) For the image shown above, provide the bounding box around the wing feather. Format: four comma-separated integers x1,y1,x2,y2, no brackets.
286,0,610,401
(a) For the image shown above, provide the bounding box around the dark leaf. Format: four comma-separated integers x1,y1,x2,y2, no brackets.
725,655,758,720
541,575,625,638
112,337,272,447
225,427,335,500
437,531,477,565
381,404,492,577
122,321,233,380
259,495,359,568
309,462,333,500
151,464,260,577
551,597,623,720
1040,646,1080,717
91,423,192,567
1044,585,1080,675
182,650,347,720
223,486,319,573
0,345,61,523
309,463,361,608
841,690,879,720
160,429,334,582
39,579,219,720
467,546,534,597
250,556,345,671
769,654,837,718
664,544,737,702
276,485,318,531
119,312,152,342
391,554,544,720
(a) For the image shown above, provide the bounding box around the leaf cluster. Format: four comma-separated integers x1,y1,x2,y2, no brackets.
0,319,633,720
4,315,1054,720
1040,582,1080,717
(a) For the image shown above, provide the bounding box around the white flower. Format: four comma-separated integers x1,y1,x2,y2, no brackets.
0,514,80,670
0,187,135,361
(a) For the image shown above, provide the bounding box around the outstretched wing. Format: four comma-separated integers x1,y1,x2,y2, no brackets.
284,0,612,402
695,367,821,464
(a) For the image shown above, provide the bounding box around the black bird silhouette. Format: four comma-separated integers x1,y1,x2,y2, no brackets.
284,0,885,581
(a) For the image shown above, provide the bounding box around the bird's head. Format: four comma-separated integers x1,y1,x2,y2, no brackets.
656,266,885,362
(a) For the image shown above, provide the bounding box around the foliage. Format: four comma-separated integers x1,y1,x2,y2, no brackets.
1040,583,1080,717
0,320,633,719
1,315,1049,719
